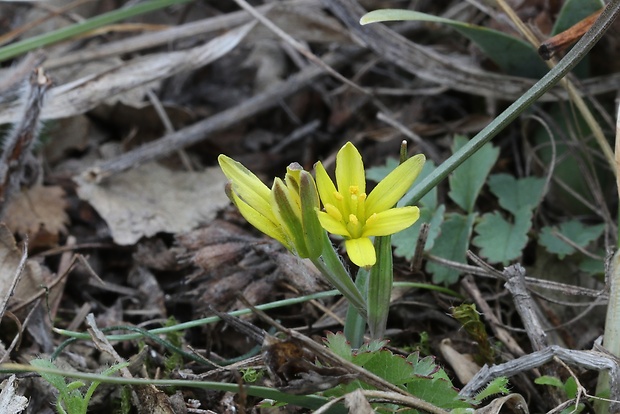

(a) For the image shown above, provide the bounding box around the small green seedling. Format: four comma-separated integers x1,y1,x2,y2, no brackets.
31,358,128,414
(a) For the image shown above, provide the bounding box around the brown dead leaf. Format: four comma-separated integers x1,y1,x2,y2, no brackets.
3,185,69,248
75,163,230,245
0,23,255,123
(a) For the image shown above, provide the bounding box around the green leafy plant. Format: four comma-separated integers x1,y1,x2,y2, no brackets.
322,332,511,412
536,375,585,413
368,134,604,282
30,358,128,414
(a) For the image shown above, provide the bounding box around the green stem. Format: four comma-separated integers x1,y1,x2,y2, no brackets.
0,0,194,63
311,232,367,318
344,267,370,347
406,0,620,205
367,235,392,339
1,363,342,413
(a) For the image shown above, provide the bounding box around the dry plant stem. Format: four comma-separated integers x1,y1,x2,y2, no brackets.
85,314,133,379
503,265,566,407
460,345,620,402
84,49,361,180
314,390,449,414
0,53,46,98
231,0,368,95
0,68,50,217
495,0,616,174
42,1,287,69
235,298,450,414
503,265,550,350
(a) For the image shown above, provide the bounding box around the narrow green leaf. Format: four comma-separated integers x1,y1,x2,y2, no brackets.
312,232,367,317
448,135,499,213
535,375,565,388
0,0,195,63
473,208,532,264
360,9,548,78
488,174,546,215
539,220,605,259
367,236,393,339
426,213,476,284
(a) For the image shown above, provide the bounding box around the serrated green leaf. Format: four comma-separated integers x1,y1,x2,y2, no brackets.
407,377,472,409
392,205,445,260
448,136,499,213
426,213,476,284
473,208,532,264
539,220,605,259
406,352,439,377
362,350,415,385
360,9,548,78
323,331,353,361
488,174,545,215
31,359,70,392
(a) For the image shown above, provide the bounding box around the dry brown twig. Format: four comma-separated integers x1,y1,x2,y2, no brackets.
0,67,51,218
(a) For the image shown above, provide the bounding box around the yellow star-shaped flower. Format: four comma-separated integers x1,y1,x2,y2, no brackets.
315,142,425,267
218,155,321,259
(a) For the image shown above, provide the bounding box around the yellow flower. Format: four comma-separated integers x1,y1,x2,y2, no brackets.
218,155,321,258
315,142,425,267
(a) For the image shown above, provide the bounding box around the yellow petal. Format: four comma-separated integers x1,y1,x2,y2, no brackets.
362,206,420,237
315,161,340,208
335,142,365,195
218,155,274,220
365,154,425,216
229,188,292,249
317,211,350,237
345,237,376,267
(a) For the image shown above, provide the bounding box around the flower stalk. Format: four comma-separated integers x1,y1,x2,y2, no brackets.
219,141,424,341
